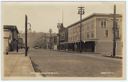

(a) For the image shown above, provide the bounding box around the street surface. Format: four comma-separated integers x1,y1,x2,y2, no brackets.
29,49,122,77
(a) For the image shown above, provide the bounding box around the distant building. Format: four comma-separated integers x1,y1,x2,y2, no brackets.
20,31,43,48
4,25,19,53
67,13,122,56
33,32,57,50
43,33,57,50
18,37,24,49
57,23,68,50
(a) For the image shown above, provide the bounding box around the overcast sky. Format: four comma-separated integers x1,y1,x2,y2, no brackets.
2,2,125,33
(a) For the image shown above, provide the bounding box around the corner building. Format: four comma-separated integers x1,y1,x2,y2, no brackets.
67,13,122,57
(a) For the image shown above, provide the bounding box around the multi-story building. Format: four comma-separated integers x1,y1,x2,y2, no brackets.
67,13,122,56
43,33,57,50
57,23,68,50
4,25,19,54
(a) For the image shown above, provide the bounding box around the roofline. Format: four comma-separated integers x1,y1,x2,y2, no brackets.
67,13,122,28
3,25,19,33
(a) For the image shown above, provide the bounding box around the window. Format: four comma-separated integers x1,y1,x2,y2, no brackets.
116,22,118,28
115,22,120,39
91,33,94,38
101,20,106,28
104,21,106,28
116,28,120,39
92,24,94,29
105,30,108,38
101,21,104,28
87,33,89,39
87,26,89,30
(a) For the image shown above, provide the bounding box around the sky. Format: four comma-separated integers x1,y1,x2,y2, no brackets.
1,2,125,33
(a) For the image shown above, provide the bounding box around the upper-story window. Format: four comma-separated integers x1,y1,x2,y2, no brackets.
92,23,94,28
91,32,94,38
116,28,120,39
116,21,119,28
105,30,108,38
101,21,104,27
87,32,89,39
115,22,120,39
104,21,106,28
116,22,120,39
101,20,106,28
87,26,89,30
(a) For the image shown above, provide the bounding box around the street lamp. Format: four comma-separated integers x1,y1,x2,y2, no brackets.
78,7,85,52
25,14,31,56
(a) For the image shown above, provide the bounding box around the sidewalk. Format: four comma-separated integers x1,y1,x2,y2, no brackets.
4,52,35,77
56,49,122,59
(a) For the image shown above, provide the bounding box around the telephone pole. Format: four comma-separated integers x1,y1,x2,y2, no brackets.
113,4,117,57
78,7,85,52
49,29,52,49
25,15,28,56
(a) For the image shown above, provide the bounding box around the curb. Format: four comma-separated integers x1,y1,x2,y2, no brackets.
29,56,35,72
29,56,43,77
28,56,37,77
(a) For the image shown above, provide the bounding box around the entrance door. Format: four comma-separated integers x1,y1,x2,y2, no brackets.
85,41,95,52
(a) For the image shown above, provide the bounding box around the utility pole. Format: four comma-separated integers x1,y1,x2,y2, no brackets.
16,34,19,52
58,32,60,50
78,7,85,52
49,29,52,50
113,4,116,57
44,33,47,49
57,23,61,50
25,15,28,56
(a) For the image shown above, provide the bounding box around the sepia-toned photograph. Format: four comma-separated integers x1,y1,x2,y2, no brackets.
1,1,126,80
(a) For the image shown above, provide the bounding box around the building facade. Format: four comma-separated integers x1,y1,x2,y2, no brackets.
45,33,57,50
57,23,68,50
33,32,58,50
18,37,24,49
4,25,19,53
67,13,122,56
